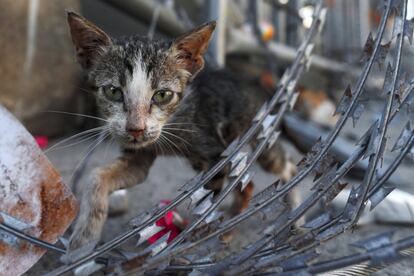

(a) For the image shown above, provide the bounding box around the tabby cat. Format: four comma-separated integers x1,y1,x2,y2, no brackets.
66,12,297,251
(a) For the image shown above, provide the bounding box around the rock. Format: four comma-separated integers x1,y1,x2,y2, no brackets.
0,105,77,276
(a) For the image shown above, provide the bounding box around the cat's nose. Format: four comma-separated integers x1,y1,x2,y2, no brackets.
127,127,145,138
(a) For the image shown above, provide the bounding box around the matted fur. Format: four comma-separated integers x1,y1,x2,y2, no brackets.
66,12,296,251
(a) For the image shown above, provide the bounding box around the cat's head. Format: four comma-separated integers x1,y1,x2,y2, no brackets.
67,12,215,149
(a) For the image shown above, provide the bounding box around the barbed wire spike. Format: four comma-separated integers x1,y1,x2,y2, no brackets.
240,171,255,191
189,186,212,208
360,32,374,63
382,63,395,95
376,41,392,69
342,185,362,222
258,114,277,139
267,131,281,150
290,231,317,250
298,137,324,170
229,154,248,178
260,199,286,220
395,73,409,101
288,92,300,110
302,212,332,229
204,210,224,224
369,185,395,210
279,69,291,88
250,181,280,207
148,232,170,256
402,85,414,114
192,193,214,216
220,138,240,157
311,163,338,191
253,103,268,122
59,237,70,250
60,241,98,264
73,261,104,276
351,100,366,127
364,120,381,158
313,154,336,180
334,85,353,116
130,206,159,227
230,151,248,170
392,122,412,151
136,223,164,247
303,43,315,70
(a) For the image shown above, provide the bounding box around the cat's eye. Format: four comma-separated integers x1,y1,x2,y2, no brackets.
152,90,174,105
103,86,123,102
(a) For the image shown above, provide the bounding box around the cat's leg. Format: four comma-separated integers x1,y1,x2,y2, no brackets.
256,141,301,218
200,160,254,216
68,149,156,251
231,181,254,215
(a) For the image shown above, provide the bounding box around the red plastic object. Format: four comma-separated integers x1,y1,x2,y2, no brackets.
35,136,49,149
148,200,187,244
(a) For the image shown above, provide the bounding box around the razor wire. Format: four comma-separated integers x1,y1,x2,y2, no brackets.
2,0,414,275
41,2,326,275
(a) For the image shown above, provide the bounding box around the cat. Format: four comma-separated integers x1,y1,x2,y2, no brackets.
66,12,297,251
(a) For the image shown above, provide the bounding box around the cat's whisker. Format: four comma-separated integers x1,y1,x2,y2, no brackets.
159,134,186,168
161,132,189,156
162,130,192,147
156,137,167,156
42,110,109,123
44,126,107,153
69,130,111,182
46,131,105,153
162,127,197,133
103,135,116,160
159,134,177,156
164,122,201,127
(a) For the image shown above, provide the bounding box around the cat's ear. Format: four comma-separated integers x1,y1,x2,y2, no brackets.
170,21,216,78
67,11,112,69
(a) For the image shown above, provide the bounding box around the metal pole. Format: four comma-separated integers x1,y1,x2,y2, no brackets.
207,0,228,67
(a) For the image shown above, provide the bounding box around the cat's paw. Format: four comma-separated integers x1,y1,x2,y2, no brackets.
67,223,100,252
108,189,129,216
61,238,98,264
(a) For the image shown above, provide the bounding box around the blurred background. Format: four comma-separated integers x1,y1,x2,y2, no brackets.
2,1,414,273
3,0,414,137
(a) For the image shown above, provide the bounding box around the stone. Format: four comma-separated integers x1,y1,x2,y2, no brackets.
0,105,77,276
